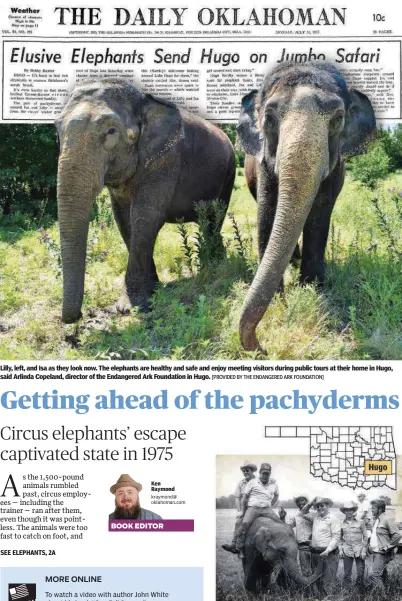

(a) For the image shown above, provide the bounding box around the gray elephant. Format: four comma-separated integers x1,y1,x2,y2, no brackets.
236,63,376,351
243,516,322,592
56,78,235,323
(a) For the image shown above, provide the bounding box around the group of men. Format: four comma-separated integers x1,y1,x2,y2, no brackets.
222,461,401,596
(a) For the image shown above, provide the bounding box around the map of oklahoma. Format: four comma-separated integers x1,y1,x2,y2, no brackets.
265,426,396,490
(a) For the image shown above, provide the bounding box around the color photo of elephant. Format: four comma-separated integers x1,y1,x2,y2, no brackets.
236,63,376,351
243,516,321,592
56,79,235,323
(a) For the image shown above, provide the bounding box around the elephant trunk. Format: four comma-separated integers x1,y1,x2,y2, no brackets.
57,152,103,323
239,112,329,351
281,555,323,586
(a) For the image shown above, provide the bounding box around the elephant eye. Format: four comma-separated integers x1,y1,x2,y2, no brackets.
330,111,345,133
265,111,277,130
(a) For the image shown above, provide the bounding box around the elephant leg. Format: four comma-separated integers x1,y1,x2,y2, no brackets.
204,164,234,260
204,203,226,261
110,194,131,250
243,556,266,593
126,209,164,312
125,178,175,312
301,161,345,285
108,191,133,315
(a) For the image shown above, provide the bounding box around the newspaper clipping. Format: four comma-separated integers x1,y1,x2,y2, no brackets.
1,1,402,601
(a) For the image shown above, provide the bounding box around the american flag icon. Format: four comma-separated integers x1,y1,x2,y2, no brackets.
9,585,30,600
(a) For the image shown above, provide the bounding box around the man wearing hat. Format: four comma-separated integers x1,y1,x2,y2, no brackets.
109,474,162,520
287,495,313,576
222,460,257,554
301,496,341,595
232,462,282,558
368,498,401,594
339,501,368,591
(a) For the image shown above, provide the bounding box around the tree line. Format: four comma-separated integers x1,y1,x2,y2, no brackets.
216,494,392,509
0,123,401,222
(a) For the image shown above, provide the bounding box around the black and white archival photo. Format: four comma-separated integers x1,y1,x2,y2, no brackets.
216,455,402,601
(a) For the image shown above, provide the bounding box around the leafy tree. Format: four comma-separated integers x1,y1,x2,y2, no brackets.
218,123,244,167
219,124,236,146
0,124,58,220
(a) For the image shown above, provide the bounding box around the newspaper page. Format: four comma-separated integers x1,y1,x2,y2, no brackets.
1,2,402,601
0,1,401,121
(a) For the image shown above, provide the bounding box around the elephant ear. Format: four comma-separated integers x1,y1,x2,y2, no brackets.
139,94,184,170
340,89,376,159
236,90,264,161
254,527,272,555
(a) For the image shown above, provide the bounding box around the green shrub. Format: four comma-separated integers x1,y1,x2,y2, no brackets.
349,144,391,190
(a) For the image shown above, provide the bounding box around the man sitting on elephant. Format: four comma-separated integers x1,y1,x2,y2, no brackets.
301,496,341,595
227,462,284,559
222,460,257,555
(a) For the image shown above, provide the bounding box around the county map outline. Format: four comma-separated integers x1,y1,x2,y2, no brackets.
265,426,396,490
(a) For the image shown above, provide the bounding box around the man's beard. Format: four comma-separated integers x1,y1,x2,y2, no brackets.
114,501,141,519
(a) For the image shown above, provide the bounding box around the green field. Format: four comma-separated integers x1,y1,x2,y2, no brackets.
1,169,402,360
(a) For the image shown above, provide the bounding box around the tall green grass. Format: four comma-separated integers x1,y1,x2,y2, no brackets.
1,171,402,359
